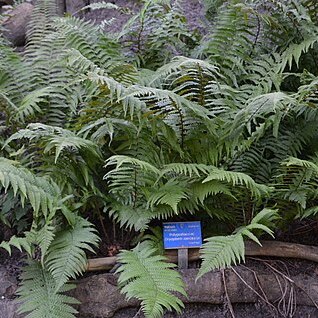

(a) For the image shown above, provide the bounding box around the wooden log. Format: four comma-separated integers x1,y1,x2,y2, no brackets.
86,256,117,271
86,240,318,272
245,240,318,262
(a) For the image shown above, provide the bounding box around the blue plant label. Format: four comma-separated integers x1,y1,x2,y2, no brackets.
163,221,202,249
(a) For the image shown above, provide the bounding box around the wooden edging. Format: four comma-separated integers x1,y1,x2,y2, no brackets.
86,240,318,272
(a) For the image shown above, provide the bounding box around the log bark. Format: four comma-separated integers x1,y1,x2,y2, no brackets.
86,240,318,271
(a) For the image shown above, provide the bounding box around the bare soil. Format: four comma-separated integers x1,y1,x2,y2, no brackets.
114,303,318,318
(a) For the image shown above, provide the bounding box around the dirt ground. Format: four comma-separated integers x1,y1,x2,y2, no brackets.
114,303,318,318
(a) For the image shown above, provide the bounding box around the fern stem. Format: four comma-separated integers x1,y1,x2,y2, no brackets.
197,64,206,107
133,166,137,208
137,1,151,54
97,207,110,244
250,14,261,57
172,99,185,149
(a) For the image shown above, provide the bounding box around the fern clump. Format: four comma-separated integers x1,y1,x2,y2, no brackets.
2,0,318,317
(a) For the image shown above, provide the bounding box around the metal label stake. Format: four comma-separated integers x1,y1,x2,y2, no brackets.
178,248,188,269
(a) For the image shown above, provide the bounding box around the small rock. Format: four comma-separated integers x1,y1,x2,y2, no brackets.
2,2,34,46
0,299,22,318
0,266,18,299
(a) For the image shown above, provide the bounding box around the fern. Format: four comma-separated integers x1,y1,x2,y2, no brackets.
0,223,55,261
106,155,161,175
116,242,186,318
281,37,318,71
0,157,61,218
107,202,154,231
198,208,278,278
6,123,102,164
15,87,52,123
17,260,79,318
2,1,318,317
197,2,255,81
147,179,190,213
119,0,196,68
33,223,56,264
80,1,119,12
202,167,271,198
45,217,99,290
198,234,245,278
0,233,33,256
141,227,165,255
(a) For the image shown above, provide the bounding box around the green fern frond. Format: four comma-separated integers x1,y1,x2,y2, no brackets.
0,157,61,218
6,123,101,163
46,217,99,290
80,1,119,12
198,2,255,81
150,56,222,85
147,179,189,213
233,92,295,138
106,155,161,175
0,222,57,259
301,206,318,218
198,208,278,278
281,37,318,71
78,117,136,145
84,72,147,116
15,87,52,123
108,202,154,231
127,85,211,119
283,156,318,173
191,180,234,205
32,224,56,264
161,163,211,178
203,167,271,198
198,234,245,278
105,155,161,214
17,260,79,318
248,207,279,228
0,234,33,256
116,243,186,318
141,227,164,255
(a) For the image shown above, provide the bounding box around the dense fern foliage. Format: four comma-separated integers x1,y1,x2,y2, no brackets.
1,0,318,317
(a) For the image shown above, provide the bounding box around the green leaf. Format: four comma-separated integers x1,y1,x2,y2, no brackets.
46,217,99,290
0,158,61,218
116,243,186,318
198,234,245,279
147,180,189,213
17,260,79,318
